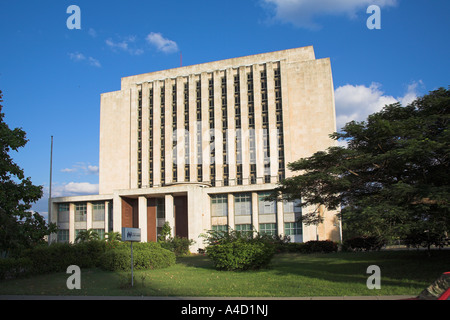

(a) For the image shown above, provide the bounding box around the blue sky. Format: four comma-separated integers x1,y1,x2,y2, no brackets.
0,0,449,219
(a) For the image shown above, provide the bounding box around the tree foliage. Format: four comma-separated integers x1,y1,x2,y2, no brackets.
274,87,450,244
0,90,56,254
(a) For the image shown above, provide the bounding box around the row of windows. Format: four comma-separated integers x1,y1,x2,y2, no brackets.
142,65,285,187
58,202,106,223
211,222,302,236
210,192,301,217
57,229,106,243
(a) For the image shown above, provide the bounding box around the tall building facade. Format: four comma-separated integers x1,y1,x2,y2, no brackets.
50,46,340,251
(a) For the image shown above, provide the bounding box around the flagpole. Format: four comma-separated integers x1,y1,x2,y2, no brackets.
48,136,53,243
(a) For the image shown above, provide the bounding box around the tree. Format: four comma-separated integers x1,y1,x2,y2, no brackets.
0,90,56,254
104,231,121,242
273,88,450,245
75,229,100,243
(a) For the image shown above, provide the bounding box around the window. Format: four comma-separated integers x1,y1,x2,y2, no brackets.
156,198,165,219
212,224,228,232
93,229,105,239
75,203,87,222
235,224,252,236
285,222,302,236
259,223,277,236
258,192,276,214
58,203,69,223
211,194,228,217
283,199,302,213
234,193,251,216
57,229,69,243
92,202,105,221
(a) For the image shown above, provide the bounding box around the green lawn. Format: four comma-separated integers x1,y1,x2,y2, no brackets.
0,250,448,297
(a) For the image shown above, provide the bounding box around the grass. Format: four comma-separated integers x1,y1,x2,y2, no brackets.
0,250,449,297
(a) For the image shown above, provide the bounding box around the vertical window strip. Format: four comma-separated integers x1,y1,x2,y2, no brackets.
261,68,270,183
209,77,215,186
137,89,142,188
184,81,190,182
247,71,256,184
221,76,229,186
149,87,154,187
274,67,285,182
160,85,166,185
196,80,202,182
172,84,177,182
234,73,242,185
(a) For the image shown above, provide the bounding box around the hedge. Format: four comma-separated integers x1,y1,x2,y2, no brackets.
99,242,176,271
275,240,339,254
206,240,275,271
1,240,175,280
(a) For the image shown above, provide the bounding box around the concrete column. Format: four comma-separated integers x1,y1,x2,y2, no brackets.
69,203,75,243
227,193,235,230
86,202,92,230
277,200,283,237
165,194,175,237
113,193,122,233
104,201,110,233
251,192,259,232
138,196,148,242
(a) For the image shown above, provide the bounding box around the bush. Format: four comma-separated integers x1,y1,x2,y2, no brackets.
206,240,274,271
160,236,195,256
203,229,275,271
99,242,175,271
274,240,338,254
343,236,386,251
0,257,32,280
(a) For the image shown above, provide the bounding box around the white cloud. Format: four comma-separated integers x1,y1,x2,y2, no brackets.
68,52,101,67
262,0,398,28
60,162,99,175
52,182,99,197
68,52,86,61
106,36,144,55
146,32,179,53
334,81,422,131
88,28,97,38
88,57,101,68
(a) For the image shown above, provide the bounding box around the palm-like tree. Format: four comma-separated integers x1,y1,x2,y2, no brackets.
75,229,100,243
104,231,121,242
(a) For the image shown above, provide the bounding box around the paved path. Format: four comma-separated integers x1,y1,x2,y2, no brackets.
0,295,415,300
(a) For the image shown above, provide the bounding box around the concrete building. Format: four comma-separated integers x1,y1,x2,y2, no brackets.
49,46,340,251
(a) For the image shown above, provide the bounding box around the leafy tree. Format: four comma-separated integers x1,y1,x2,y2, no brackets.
273,88,450,245
75,229,100,243
0,90,56,254
104,231,121,242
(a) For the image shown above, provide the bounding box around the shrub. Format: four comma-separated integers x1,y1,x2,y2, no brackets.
303,240,338,253
343,236,386,251
160,236,195,256
203,229,275,271
0,257,32,280
99,242,176,271
206,240,274,271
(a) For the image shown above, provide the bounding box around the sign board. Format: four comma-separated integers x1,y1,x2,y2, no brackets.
122,227,141,242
